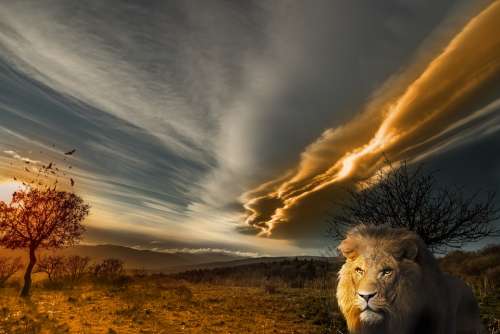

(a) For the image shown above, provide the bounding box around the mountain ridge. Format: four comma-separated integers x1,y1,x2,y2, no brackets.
0,244,247,270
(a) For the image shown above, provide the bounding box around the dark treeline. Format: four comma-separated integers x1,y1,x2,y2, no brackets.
439,244,500,332
171,246,500,292
171,258,342,288
439,245,500,293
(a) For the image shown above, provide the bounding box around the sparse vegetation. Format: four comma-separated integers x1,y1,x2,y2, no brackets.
65,255,91,283
36,255,66,283
91,258,126,284
172,258,341,289
0,246,497,333
439,245,500,334
0,279,333,333
35,255,91,289
0,256,22,287
0,188,90,296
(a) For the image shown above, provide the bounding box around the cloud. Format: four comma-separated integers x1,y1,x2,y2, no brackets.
0,0,267,164
0,0,497,252
3,150,40,164
137,246,260,258
189,0,478,223
242,1,500,242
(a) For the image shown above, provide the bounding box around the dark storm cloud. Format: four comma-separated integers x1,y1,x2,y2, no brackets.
0,0,497,253
422,106,500,192
243,1,500,246
231,0,475,175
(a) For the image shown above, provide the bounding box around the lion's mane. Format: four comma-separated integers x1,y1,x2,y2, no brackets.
336,225,483,334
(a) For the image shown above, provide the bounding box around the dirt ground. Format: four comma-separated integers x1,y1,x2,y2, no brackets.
2,276,496,333
0,279,342,334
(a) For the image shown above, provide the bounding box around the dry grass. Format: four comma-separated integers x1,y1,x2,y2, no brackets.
1,246,498,334
439,245,500,334
0,278,343,334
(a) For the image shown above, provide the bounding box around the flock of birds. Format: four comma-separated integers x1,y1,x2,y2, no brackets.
10,147,77,190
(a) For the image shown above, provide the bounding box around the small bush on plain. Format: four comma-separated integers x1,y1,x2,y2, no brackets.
0,257,22,287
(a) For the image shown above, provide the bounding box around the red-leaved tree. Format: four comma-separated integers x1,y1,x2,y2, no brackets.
0,188,89,296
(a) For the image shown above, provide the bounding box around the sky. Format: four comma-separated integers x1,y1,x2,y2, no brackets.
0,0,499,256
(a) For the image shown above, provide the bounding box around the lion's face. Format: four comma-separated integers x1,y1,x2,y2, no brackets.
343,251,401,324
336,226,423,332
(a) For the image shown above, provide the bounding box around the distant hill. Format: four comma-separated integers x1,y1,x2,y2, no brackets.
170,257,343,288
0,245,339,273
0,244,246,270
162,256,338,274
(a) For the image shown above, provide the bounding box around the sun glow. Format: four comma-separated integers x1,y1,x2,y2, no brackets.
0,181,23,203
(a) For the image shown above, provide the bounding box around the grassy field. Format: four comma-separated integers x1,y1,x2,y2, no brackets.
0,245,499,334
439,245,500,334
0,279,343,334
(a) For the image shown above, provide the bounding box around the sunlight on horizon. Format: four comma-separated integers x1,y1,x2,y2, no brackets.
0,181,23,203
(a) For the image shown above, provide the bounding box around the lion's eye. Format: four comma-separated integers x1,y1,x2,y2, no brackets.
381,268,393,276
355,267,364,275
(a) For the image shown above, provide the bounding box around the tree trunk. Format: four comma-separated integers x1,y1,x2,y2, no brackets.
20,246,37,297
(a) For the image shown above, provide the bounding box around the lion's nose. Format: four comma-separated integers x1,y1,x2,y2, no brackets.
358,291,377,302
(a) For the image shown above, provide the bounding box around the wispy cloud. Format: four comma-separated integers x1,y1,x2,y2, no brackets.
134,245,260,258
0,0,497,252
3,150,40,164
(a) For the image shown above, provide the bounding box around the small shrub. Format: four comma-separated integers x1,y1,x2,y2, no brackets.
92,258,126,283
174,285,192,302
115,304,141,317
66,255,90,282
485,266,500,285
0,257,22,287
67,296,78,303
131,269,148,278
264,282,279,294
36,255,66,283
113,275,132,288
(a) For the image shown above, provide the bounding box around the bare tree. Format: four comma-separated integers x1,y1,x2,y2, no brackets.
36,255,90,284
0,188,89,296
92,258,124,282
65,255,90,282
36,255,66,282
328,161,500,252
0,257,23,287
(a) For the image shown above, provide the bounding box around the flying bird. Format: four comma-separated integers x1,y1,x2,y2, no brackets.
70,178,75,187
64,149,76,155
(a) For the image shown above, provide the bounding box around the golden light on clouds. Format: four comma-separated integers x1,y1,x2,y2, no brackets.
243,1,500,238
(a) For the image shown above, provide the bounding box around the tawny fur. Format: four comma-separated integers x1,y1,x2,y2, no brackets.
336,225,484,334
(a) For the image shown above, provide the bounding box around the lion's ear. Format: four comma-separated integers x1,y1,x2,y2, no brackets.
337,237,359,260
392,238,418,261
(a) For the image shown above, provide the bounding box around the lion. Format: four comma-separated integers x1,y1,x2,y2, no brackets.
336,225,484,334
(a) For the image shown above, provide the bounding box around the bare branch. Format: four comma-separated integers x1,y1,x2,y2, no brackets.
327,160,500,253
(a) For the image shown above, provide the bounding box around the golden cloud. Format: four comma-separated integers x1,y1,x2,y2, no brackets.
241,1,500,240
